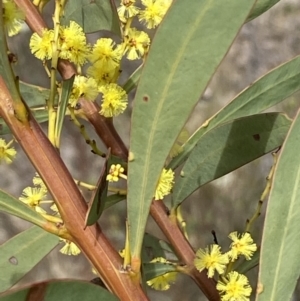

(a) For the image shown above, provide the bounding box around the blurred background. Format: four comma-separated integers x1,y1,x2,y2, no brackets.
1,0,300,300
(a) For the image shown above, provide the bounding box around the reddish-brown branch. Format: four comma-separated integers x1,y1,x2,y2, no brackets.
77,99,128,160
150,201,220,301
0,78,148,301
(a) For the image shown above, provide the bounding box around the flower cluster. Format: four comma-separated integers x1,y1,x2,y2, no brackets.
3,0,25,37
19,187,48,214
29,21,129,117
118,0,172,29
194,244,229,278
87,38,122,87
0,139,16,164
154,168,175,200
19,173,81,256
194,232,257,301
146,257,178,291
99,84,128,117
217,271,252,301
69,75,98,107
59,239,81,256
123,28,150,61
117,0,173,61
30,21,89,66
28,0,173,117
106,164,127,182
105,166,175,201
139,0,172,29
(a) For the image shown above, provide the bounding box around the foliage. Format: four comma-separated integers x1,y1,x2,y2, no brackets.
0,0,299,300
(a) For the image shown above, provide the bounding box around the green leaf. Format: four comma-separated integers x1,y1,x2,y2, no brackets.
256,109,300,301
0,226,59,293
61,0,120,35
235,249,259,275
0,280,118,301
122,64,143,94
247,0,280,22
142,233,169,262
32,109,48,124
19,81,50,108
143,262,177,281
173,113,291,206
103,194,125,210
85,150,110,226
85,153,127,225
55,75,75,147
0,189,48,227
0,119,9,135
1,81,51,135
169,54,300,170
127,0,256,260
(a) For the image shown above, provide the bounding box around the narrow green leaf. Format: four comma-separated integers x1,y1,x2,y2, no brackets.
0,119,8,135
173,113,291,206
0,226,59,293
256,108,300,301
85,150,110,226
122,64,142,94
0,280,118,301
54,75,75,147
61,0,120,35
128,0,256,260
19,81,50,108
142,233,168,262
0,189,48,227
143,262,177,281
235,249,259,275
169,55,300,170
103,194,125,210
247,0,281,22
1,81,51,135
86,153,127,224
32,109,48,124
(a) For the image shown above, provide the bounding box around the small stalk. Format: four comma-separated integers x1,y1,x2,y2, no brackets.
48,0,64,146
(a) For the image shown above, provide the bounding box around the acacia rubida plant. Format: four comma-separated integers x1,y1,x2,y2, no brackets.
0,0,300,301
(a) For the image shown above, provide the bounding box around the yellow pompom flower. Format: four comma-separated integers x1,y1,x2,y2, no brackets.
32,172,47,192
216,271,252,301
139,0,171,29
117,0,140,23
194,244,229,278
89,38,122,70
30,29,54,60
147,257,177,291
154,168,174,200
106,164,126,182
19,187,47,214
0,139,16,164
3,0,25,37
123,28,150,60
228,232,257,261
87,61,119,87
59,239,81,256
59,21,90,66
69,75,98,107
99,84,128,117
